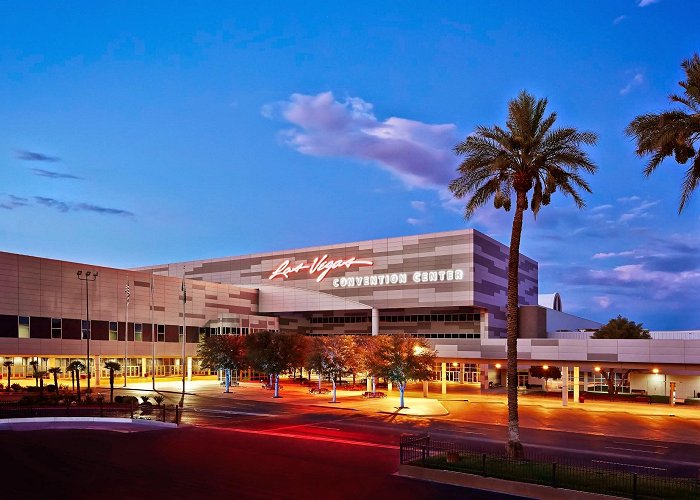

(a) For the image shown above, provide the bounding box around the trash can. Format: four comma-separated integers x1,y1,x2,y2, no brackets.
579,394,585,403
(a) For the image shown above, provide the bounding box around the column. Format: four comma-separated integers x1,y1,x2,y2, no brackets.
387,381,392,392
458,363,464,384
366,375,372,392
441,362,447,395
141,357,147,378
480,364,489,390
187,356,193,382
94,356,100,386
573,366,580,404
583,371,588,394
561,365,568,406
423,380,429,398
371,308,379,336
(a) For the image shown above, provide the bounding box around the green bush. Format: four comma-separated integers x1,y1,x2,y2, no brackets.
11,383,22,392
26,386,39,393
648,394,670,404
46,384,57,393
153,395,165,405
18,395,37,405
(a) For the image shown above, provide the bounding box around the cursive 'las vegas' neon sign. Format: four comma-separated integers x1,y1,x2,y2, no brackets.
268,255,373,283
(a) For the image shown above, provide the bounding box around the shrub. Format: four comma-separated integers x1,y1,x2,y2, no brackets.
153,395,165,405
140,395,151,404
114,395,123,403
84,394,93,404
11,383,22,392
46,384,57,393
18,395,37,405
0,383,3,390
59,384,69,392
96,393,105,403
26,386,39,393
116,395,138,405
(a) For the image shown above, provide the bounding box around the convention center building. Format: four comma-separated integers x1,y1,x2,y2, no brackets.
1,229,698,402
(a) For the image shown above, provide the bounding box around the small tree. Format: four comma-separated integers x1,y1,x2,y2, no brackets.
597,368,633,401
104,361,122,403
528,365,562,391
36,370,47,399
29,360,39,387
67,360,86,402
198,334,247,393
48,367,62,396
317,336,352,403
366,336,436,409
245,331,304,398
305,337,327,391
3,360,13,392
592,316,651,339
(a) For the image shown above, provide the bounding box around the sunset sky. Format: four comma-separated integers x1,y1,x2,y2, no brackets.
1,1,698,328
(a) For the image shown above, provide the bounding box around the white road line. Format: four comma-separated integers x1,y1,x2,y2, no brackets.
611,441,669,449
193,408,275,417
605,446,665,455
316,426,341,430
592,460,667,471
433,428,486,436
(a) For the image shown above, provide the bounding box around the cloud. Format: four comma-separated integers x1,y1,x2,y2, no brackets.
266,91,458,189
617,195,641,203
406,217,425,226
16,150,60,162
618,199,658,222
590,204,613,212
612,15,627,25
0,195,29,210
31,168,82,180
638,0,659,6
592,251,634,259
410,200,427,211
594,296,612,309
620,73,644,95
34,196,134,217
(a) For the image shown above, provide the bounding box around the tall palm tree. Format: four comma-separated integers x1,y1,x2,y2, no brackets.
67,360,86,402
627,54,700,212
36,370,47,399
104,361,122,403
3,360,12,392
449,90,598,458
48,366,62,396
29,359,39,386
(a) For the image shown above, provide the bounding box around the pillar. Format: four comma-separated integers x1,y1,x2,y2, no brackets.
583,372,589,393
94,356,100,386
366,375,372,392
423,380,429,397
573,366,580,404
371,308,379,336
441,362,447,395
562,365,568,406
480,364,489,390
141,357,147,378
187,356,193,382
387,381,392,392
458,363,464,384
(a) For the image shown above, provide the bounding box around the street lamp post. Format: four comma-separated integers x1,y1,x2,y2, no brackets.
77,270,98,393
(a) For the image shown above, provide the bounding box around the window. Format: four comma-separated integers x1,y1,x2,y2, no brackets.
134,323,143,342
179,326,184,342
51,318,62,339
199,328,206,342
18,316,30,338
81,320,90,340
157,324,165,342
109,322,118,341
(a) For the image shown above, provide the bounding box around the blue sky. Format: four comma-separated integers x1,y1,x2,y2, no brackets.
1,1,699,329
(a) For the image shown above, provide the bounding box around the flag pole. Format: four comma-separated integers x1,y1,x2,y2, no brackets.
124,279,130,387
151,275,156,391
180,277,186,407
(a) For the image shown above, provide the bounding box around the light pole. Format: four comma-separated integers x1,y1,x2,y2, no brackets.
77,270,98,393
180,278,186,407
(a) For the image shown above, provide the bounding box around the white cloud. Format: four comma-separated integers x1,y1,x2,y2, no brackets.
411,200,427,211
618,199,659,222
618,195,641,203
590,204,613,212
265,91,459,190
613,15,627,25
592,251,634,259
620,73,644,95
594,296,612,309
406,217,425,226
638,0,660,6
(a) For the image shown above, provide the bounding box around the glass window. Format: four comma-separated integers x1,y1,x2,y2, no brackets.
179,326,184,342
81,320,90,340
157,324,165,342
51,318,62,339
109,322,118,341
18,316,30,338
134,323,143,342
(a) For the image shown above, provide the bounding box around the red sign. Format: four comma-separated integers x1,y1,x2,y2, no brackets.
269,255,373,283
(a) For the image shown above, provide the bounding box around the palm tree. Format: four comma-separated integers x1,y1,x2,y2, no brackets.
29,359,39,386
36,370,47,399
48,366,62,396
104,361,122,403
67,360,86,402
449,90,598,458
627,54,700,212
3,360,12,392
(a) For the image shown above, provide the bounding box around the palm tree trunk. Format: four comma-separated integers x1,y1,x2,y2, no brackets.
76,373,81,402
53,373,59,395
110,371,114,402
506,191,527,459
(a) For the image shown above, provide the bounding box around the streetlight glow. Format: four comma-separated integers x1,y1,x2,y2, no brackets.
652,368,659,374
495,363,502,369
594,366,601,372
542,365,549,370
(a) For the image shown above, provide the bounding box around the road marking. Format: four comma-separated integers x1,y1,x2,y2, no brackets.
433,428,486,436
592,460,667,471
611,441,669,449
316,426,341,430
605,446,665,455
192,408,275,417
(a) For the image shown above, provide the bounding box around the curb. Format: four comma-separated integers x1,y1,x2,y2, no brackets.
0,417,178,430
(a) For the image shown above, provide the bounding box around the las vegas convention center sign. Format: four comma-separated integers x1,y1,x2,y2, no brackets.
268,254,464,288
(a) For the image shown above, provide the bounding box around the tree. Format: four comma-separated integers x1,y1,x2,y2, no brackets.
104,361,122,403
48,367,62,396
449,91,598,458
305,337,327,391
67,360,86,402
3,360,13,392
245,331,304,398
626,54,700,213
365,336,435,409
596,368,633,401
29,360,39,387
592,315,651,339
36,370,47,399
197,334,247,393
528,365,562,391
318,336,353,403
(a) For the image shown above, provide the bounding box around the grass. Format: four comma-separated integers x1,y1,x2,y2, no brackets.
416,454,699,499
